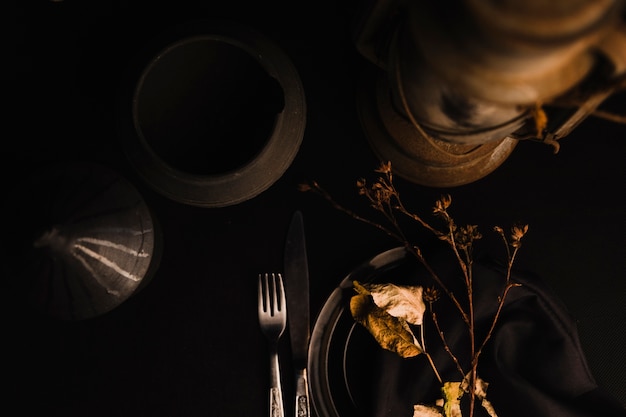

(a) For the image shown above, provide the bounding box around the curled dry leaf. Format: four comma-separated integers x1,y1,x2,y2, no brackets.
350,281,422,358
365,282,426,325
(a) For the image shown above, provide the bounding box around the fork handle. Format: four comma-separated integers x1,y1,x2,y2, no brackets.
268,346,284,417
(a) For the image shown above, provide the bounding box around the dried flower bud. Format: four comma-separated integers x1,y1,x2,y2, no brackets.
356,178,368,196
455,224,482,249
370,181,393,203
298,183,312,192
375,161,392,174
510,224,528,248
432,194,452,215
511,224,528,240
423,286,440,304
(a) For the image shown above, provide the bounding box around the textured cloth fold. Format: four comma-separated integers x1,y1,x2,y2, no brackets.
367,258,626,417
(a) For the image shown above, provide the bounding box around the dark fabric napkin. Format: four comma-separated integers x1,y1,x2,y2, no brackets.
362,255,626,417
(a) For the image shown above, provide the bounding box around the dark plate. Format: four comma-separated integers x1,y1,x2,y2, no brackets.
308,247,430,417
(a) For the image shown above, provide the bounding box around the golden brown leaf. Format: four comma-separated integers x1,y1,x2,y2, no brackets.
350,289,422,358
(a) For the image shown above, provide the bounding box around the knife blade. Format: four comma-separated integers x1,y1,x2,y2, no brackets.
283,210,311,417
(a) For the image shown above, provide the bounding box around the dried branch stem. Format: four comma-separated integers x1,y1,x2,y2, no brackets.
431,310,465,378
301,162,528,417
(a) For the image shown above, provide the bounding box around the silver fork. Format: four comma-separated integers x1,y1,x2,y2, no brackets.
258,273,287,417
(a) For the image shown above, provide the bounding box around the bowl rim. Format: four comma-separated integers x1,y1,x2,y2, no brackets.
121,22,306,208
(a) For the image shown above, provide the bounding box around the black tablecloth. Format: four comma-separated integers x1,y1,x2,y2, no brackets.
6,1,626,416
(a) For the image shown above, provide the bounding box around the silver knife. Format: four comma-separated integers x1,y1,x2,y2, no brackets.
283,210,311,417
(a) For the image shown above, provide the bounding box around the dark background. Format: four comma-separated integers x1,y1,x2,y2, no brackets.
6,1,626,416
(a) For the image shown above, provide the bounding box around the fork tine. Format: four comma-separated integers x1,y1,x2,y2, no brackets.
270,273,277,315
258,273,265,314
272,273,283,315
277,273,285,314
265,273,272,313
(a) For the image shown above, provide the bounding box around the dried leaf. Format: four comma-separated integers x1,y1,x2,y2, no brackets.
469,376,498,417
350,282,422,358
362,282,426,325
413,404,444,417
442,382,463,417
481,398,498,417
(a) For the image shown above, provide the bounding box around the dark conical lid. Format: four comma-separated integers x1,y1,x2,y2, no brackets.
4,162,160,320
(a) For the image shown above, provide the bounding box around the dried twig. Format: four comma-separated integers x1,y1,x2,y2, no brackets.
300,161,528,417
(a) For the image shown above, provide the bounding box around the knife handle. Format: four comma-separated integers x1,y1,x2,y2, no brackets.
294,368,310,417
